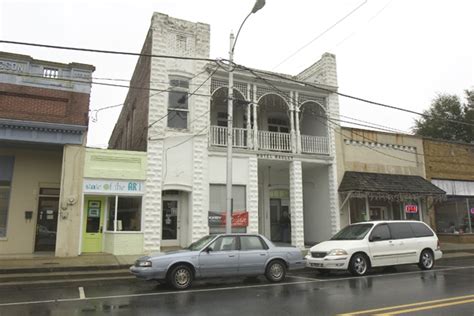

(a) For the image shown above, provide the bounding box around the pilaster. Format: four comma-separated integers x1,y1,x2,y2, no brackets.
289,160,304,248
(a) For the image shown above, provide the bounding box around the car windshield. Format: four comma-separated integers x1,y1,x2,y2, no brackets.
330,223,373,240
187,235,215,251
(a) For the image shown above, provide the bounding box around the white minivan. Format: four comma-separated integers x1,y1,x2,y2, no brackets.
306,221,442,276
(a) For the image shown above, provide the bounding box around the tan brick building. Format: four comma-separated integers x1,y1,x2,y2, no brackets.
423,138,474,242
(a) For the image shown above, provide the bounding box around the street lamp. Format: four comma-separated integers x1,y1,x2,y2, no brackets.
226,0,265,234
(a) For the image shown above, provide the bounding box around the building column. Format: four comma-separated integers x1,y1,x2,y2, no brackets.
252,84,259,150
247,156,259,234
289,160,304,248
246,84,252,149
289,92,296,153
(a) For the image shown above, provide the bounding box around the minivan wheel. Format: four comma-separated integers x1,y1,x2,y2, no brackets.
265,260,286,282
418,249,434,270
349,253,368,276
168,265,193,290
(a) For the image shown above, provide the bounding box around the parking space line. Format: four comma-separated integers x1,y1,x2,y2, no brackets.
287,275,322,281
78,287,85,299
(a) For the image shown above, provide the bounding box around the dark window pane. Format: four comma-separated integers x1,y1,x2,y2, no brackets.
117,197,141,231
240,236,266,250
0,156,14,238
168,110,188,129
389,223,415,239
370,224,391,241
170,79,189,89
169,91,188,109
409,222,434,237
39,188,60,196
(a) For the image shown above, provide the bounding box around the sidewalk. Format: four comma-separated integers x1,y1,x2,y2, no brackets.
1,243,473,275
0,253,141,274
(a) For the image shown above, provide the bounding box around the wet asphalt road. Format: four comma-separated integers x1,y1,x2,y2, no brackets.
1,257,474,315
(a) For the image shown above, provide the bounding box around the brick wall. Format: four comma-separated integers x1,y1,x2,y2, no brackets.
424,138,474,180
0,82,90,126
108,30,152,151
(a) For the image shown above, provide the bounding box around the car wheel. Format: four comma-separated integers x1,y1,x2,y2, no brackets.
265,260,286,282
349,253,368,276
317,269,330,276
168,265,193,290
418,249,434,270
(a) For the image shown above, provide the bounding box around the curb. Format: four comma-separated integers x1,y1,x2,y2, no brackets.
0,264,132,275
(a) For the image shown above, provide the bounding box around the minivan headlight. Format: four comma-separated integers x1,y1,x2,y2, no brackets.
328,249,348,256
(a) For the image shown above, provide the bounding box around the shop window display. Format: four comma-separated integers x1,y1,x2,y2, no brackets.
107,196,142,232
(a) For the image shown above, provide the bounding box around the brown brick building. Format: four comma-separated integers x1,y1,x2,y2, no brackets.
0,52,95,256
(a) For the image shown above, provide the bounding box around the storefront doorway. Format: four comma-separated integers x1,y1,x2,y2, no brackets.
34,194,59,252
82,196,105,253
270,198,291,244
162,199,180,246
369,206,387,221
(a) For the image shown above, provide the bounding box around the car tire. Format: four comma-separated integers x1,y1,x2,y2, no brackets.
349,253,369,276
418,249,434,270
317,269,330,276
168,265,193,290
265,260,286,282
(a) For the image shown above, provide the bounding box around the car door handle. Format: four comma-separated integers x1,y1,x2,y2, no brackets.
228,255,236,257
259,253,266,256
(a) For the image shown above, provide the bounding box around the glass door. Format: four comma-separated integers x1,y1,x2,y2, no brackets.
162,199,179,246
34,197,59,252
82,197,105,253
270,198,291,244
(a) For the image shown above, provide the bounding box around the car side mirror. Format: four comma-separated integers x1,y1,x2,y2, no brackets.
205,246,213,253
370,235,382,242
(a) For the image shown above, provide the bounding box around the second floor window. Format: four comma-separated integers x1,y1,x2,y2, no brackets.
168,77,189,129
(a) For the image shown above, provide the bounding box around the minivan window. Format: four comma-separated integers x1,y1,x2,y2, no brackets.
409,222,434,237
370,224,391,241
388,223,415,239
331,224,373,240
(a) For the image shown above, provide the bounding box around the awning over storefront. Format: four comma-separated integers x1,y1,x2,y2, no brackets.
431,179,474,196
339,171,446,201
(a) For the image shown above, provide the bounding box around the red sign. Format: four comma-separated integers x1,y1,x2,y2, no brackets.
405,205,418,213
222,211,249,227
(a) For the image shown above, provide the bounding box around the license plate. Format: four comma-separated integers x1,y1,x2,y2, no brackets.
310,263,323,268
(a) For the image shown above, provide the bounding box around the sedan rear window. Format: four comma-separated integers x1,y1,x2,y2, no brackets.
331,224,373,240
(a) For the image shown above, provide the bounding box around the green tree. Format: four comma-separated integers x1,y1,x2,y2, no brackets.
414,90,474,143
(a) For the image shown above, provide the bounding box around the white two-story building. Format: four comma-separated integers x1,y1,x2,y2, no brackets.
109,12,341,252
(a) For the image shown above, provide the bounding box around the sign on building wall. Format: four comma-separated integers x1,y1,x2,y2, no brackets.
470,208,474,215
208,211,249,227
405,204,418,214
83,179,145,194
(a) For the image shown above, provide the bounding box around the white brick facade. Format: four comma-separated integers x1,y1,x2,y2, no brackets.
290,160,305,248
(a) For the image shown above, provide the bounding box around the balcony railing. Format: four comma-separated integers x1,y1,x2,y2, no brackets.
209,125,329,155
258,130,291,152
209,126,249,148
301,135,329,154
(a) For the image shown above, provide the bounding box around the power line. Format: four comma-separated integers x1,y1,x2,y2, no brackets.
272,0,368,70
0,70,212,97
235,64,474,128
0,40,217,63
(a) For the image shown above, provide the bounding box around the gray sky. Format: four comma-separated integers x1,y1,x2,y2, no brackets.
1,0,473,147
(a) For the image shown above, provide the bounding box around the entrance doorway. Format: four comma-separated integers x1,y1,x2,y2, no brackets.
270,198,291,244
82,197,105,253
162,199,180,246
369,207,387,221
34,196,59,252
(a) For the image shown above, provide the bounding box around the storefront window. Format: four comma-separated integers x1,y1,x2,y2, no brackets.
0,157,14,238
435,197,472,234
107,196,142,232
209,184,246,234
349,198,366,223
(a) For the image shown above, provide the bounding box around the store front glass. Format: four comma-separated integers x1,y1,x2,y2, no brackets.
435,197,473,234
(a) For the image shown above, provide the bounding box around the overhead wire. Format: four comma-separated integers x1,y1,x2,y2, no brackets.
272,0,368,70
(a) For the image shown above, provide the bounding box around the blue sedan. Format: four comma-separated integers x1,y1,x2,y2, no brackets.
130,234,305,290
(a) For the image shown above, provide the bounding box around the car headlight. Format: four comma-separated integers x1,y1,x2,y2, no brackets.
136,260,152,267
328,249,348,256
